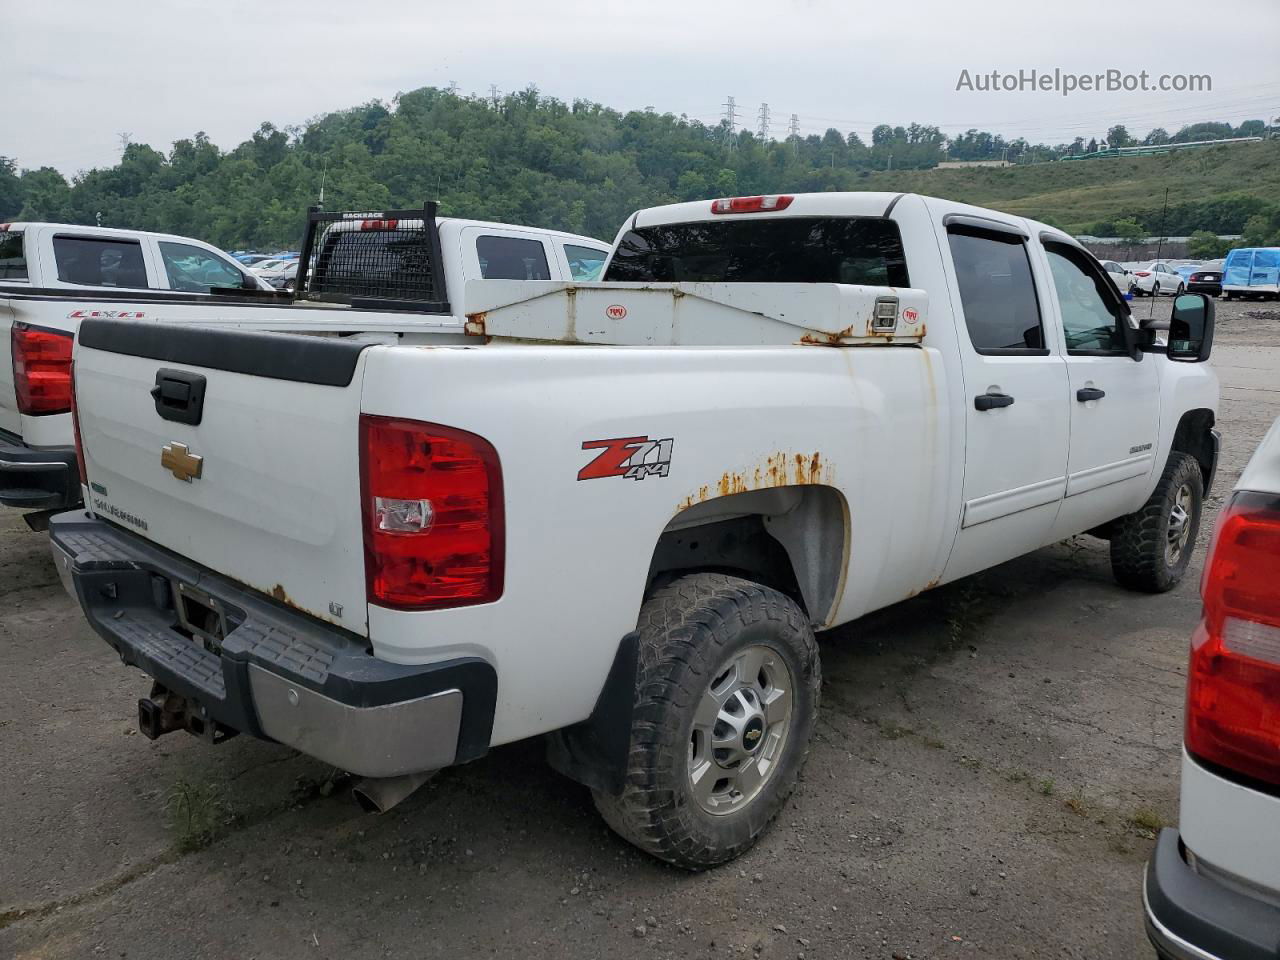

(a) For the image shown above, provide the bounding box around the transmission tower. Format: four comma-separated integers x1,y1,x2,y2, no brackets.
788,114,800,156
723,96,738,152
757,103,771,141
489,84,501,106
446,80,459,96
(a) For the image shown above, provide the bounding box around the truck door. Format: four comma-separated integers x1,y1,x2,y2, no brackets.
1038,239,1161,539
939,216,1071,582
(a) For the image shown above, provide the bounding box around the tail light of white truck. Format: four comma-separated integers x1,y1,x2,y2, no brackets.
1186,491,1280,787
12,323,73,415
359,415,504,610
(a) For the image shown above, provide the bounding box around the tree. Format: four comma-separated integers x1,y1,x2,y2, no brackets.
1106,125,1135,148
1113,218,1146,243
1236,119,1267,138
0,157,21,219
1086,138,1099,154
1143,128,1170,145
1187,230,1229,259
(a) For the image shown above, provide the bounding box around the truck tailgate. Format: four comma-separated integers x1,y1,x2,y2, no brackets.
72,320,371,635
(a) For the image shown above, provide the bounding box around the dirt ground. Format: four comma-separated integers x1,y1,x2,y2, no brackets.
2,298,1278,960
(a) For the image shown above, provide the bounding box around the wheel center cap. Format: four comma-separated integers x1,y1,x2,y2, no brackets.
742,716,766,752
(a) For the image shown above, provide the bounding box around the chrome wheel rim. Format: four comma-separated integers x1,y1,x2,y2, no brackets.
1166,482,1194,566
688,644,794,816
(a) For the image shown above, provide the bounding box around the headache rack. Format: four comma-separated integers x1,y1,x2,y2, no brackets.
293,202,451,313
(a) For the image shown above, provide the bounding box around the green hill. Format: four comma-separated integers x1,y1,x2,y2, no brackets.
2,86,1278,248
858,141,1280,235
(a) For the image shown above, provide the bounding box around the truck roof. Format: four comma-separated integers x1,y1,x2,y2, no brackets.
0,221,233,245
628,192,1068,246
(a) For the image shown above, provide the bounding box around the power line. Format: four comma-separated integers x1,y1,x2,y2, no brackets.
757,102,771,141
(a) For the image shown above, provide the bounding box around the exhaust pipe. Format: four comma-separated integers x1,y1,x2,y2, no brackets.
352,771,435,814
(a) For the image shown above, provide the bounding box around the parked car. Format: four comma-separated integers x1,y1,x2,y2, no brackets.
0,210,608,517
1187,259,1226,297
1223,247,1280,300
1144,415,1280,960
1099,259,1132,294
1173,264,1200,282
51,192,1219,870
1130,260,1187,297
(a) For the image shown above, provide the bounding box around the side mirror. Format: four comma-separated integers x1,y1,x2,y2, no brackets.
1168,293,1214,363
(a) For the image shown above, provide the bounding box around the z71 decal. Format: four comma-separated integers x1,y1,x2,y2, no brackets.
578,436,674,481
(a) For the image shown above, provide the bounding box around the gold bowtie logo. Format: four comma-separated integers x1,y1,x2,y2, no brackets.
160,442,203,483
745,728,762,743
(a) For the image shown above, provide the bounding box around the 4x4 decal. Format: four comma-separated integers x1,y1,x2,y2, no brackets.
578,436,673,481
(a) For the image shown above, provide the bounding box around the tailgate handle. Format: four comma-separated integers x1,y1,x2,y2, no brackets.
151,369,206,426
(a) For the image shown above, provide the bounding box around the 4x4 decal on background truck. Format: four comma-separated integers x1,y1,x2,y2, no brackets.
578,436,674,481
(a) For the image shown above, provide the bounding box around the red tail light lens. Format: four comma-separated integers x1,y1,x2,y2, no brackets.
12,323,73,415
360,415,504,610
710,195,794,215
1186,491,1280,787
69,361,87,486
1135,271,1151,277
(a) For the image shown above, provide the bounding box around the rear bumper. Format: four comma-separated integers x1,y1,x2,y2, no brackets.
0,436,80,510
50,511,496,777
1187,282,1222,295
1144,829,1280,960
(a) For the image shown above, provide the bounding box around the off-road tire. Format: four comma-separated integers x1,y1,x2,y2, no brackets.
1109,452,1203,593
593,573,820,870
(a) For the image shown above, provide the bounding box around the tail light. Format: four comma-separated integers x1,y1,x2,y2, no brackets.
12,323,73,415
1135,271,1151,277
360,415,504,610
69,361,87,486
710,195,794,215
1186,491,1280,787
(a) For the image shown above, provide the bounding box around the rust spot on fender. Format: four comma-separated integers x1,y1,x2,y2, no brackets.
464,311,487,336
677,451,831,512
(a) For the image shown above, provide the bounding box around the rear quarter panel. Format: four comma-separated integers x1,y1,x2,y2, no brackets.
359,340,952,745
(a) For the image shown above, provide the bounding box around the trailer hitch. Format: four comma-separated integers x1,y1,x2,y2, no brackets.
137,684,237,744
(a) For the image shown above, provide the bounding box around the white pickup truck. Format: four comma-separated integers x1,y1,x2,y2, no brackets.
0,209,607,517
52,191,1220,869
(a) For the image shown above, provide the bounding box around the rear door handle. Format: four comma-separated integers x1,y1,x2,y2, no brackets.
1076,387,1106,402
974,392,1015,411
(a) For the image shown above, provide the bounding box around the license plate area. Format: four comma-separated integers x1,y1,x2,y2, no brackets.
172,581,238,654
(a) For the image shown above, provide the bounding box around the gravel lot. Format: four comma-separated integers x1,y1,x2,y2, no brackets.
2,298,1278,960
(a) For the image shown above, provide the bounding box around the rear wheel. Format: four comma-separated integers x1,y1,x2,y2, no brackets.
1152,282,1161,297
1176,283,1185,296
593,573,820,870
1109,452,1203,593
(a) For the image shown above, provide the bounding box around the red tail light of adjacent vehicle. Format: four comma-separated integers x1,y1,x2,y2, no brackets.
1186,491,1280,788
710,195,794,215
359,415,504,610
12,323,73,415
1135,271,1151,277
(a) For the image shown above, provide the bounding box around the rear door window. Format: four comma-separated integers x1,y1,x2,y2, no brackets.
158,241,247,292
53,236,149,288
476,236,551,280
604,217,909,286
564,243,608,281
947,227,1045,354
0,231,25,280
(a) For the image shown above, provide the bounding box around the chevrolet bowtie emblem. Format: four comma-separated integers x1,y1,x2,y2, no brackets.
160,442,203,482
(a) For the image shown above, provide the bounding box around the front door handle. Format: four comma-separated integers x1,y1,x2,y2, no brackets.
1076,387,1106,402
974,392,1015,411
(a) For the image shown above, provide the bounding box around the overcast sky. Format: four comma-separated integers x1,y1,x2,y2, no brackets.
6,0,1279,175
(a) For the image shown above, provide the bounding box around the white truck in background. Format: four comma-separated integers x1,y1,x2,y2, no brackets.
53,192,1219,869
0,209,608,518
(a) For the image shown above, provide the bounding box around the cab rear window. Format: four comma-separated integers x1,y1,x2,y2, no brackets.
604,217,909,287
0,231,26,280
